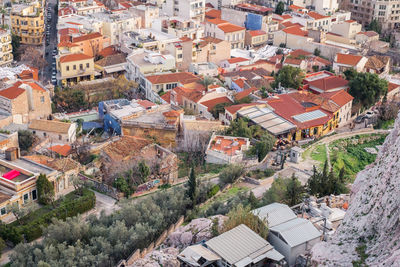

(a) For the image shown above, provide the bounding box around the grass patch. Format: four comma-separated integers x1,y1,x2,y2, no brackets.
352,244,369,267
199,186,248,213
177,153,226,178
310,144,327,164
329,134,387,180
374,119,394,130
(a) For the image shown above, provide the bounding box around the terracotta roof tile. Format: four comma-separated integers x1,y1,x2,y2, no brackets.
321,89,354,107
29,119,73,134
289,49,312,58
0,85,25,100
283,26,308,36
48,144,72,157
59,53,93,63
235,87,257,100
145,72,199,85
227,57,249,64
388,82,400,93
205,9,221,19
72,32,103,43
248,30,266,37
308,75,349,92
201,96,233,111
284,57,303,65
357,31,378,37
225,103,260,114
218,23,245,33
335,53,363,66
307,11,329,20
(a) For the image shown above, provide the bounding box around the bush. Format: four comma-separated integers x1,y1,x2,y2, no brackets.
264,169,275,178
219,165,245,186
207,184,220,198
18,130,34,151
0,189,95,245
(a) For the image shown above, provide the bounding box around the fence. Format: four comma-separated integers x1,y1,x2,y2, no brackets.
78,173,120,200
117,216,185,267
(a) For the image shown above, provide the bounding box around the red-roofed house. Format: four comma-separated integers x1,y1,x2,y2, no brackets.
223,103,265,124
0,81,52,125
245,30,268,47
205,134,250,164
387,82,400,100
220,57,251,71
48,144,72,157
273,25,313,51
283,57,307,70
333,53,368,73
205,19,245,49
303,71,349,93
287,49,332,72
56,53,96,86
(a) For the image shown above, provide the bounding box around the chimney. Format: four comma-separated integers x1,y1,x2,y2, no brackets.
5,147,19,161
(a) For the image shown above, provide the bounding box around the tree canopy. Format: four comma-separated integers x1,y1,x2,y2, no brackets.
275,1,284,15
347,72,388,109
272,65,304,89
366,19,381,34
18,130,35,151
307,162,348,197
36,174,55,205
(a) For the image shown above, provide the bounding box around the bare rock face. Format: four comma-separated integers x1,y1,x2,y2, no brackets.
312,114,400,266
133,247,180,267
164,215,227,249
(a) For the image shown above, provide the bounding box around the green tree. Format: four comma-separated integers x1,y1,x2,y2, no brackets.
348,72,388,109
11,34,21,58
285,174,305,206
113,177,132,197
199,76,216,91
18,130,35,151
275,1,285,15
211,102,231,119
314,48,321,56
219,165,245,186
344,68,357,81
249,132,276,162
272,65,305,89
248,191,259,209
36,174,55,205
0,237,5,258
222,204,268,239
366,19,381,34
260,176,288,205
187,167,198,207
138,161,150,181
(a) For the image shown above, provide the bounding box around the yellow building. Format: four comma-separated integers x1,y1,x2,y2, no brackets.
0,30,13,66
56,53,96,87
11,2,44,45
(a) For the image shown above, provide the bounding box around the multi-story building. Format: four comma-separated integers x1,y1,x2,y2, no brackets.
11,2,44,45
154,17,204,40
163,0,205,21
58,32,111,57
341,0,400,31
205,18,245,49
194,37,231,64
129,2,160,28
56,53,96,86
0,30,13,67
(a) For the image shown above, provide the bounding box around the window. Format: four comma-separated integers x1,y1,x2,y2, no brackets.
66,66,70,71
32,190,37,200
79,64,83,70
73,65,76,70
0,207,5,215
59,134,62,140
86,63,90,68
43,132,46,137
40,96,44,103
23,193,29,204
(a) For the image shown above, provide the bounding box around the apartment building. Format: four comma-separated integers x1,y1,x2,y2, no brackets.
163,0,205,21
0,30,13,67
195,37,231,65
56,53,96,86
129,2,160,28
59,32,111,57
154,17,204,40
11,2,44,45
342,0,400,31
205,18,245,49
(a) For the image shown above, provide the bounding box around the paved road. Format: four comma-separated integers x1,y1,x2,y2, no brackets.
42,0,58,83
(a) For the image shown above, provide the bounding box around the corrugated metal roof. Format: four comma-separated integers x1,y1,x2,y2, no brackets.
178,244,221,266
252,203,297,228
292,110,327,123
206,224,275,265
270,218,322,247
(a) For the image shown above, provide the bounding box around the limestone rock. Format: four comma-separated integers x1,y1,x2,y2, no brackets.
311,114,400,266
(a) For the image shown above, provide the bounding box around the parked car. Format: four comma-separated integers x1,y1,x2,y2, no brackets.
365,111,375,118
355,115,366,123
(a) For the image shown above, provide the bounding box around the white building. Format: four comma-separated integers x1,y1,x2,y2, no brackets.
163,0,205,21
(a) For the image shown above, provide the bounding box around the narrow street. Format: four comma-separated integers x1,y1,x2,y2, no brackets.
42,0,58,83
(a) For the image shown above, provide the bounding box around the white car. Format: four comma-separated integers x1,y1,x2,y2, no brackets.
365,111,375,118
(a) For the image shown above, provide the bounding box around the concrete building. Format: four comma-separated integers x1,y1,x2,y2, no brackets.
56,53,97,86
28,119,77,143
330,20,362,39
340,0,400,31
205,134,250,164
58,32,111,58
332,53,368,73
129,2,160,29
165,37,197,71
244,30,268,47
195,37,231,65
0,81,52,125
163,0,205,21
205,18,246,49
11,2,44,45
252,203,322,266
154,16,204,40
0,30,13,67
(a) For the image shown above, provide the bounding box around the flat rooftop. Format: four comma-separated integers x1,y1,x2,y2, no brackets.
0,154,55,176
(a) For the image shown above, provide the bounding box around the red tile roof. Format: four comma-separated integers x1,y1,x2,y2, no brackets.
235,87,257,100
308,75,349,92
48,144,72,157
357,31,378,37
283,26,308,37
227,57,249,64
209,135,248,156
171,86,196,105
225,103,260,114
145,72,199,85
345,20,356,23
267,94,332,129
72,32,102,43
335,53,363,66
388,82,400,93
137,100,156,109
99,45,118,57
218,23,245,33
248,30,266,37
0,85,25,100
26,82,46,92
281,14,292,20
284,57,303,65
161,91,171,103
205,9,221,19
201,96,233,111
290,49,312,58
58,27,79,36
322,89,354,107
307,11,329,20
289,4,304,10
233,78,245,89
206,18,227,25
235,3,272,13
60,53,93,63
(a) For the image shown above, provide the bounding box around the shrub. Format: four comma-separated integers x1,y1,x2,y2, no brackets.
219,165,245,186
264,169,275,178
207,184,220,198
0,189,95,245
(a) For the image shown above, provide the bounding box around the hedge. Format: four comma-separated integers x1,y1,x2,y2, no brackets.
0,189,95,245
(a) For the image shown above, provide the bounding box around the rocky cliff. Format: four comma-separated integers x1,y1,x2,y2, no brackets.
312,114,400,266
